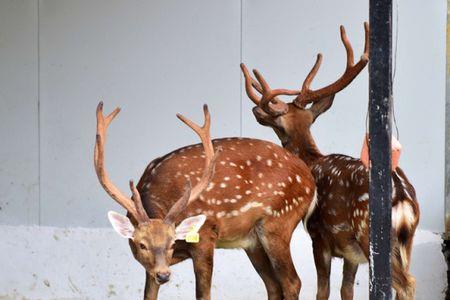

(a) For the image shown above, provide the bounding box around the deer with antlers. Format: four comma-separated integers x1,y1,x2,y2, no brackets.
94,102,318,300
241,23,420,300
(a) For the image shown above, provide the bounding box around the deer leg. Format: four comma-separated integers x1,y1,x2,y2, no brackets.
256,223,301,300
143,272,160,300
189,233,216,300
312,239,332,300
340,259,358,300
245,239,283,300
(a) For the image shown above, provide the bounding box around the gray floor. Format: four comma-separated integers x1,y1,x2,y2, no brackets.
0,226,445,299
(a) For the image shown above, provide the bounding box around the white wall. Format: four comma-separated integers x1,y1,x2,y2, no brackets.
0,0,445,231
0,0,447,298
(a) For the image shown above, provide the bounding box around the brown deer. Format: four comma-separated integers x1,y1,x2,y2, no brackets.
241,22,420,300
94,102,317,300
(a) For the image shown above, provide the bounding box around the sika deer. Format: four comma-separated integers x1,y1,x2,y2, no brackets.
94,102,317,300
241,23,420,300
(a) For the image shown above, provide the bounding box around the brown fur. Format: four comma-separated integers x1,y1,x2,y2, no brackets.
251,102,420,300
135,138,316,300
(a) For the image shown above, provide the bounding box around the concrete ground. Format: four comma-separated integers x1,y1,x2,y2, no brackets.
0,226,445,299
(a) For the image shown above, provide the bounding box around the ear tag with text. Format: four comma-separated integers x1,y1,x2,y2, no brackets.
185,226,200,243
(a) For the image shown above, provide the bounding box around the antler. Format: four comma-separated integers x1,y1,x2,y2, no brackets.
176,105,220,203
94,102,150,223
293,22,369,107
241,63,300,116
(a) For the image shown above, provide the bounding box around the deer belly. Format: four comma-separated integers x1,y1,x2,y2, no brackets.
216,235,258,250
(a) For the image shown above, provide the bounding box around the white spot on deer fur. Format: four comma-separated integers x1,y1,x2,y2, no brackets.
266,144,272,149
288,176,293,183
245,190,252,195
224,176,230,181
235,186,241,190
231,210,240,217
206,182,215,192
296,175,301,183
236,174,242,179
216,211,226,218
258,173,263,179
239,201,263,213
220,161,226,165
230,199,237,203
278,162,283,168
229,162,237,167
216,200,222,205
236,195,243,199
305,187,310,195
220,183,227,188
257,192,263,197
256,155,262,161
246,160,252,166
267,183,273,189
230,147,236,151
358,193,369,202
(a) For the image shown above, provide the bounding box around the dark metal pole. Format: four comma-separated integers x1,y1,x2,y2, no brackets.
369,0,393,299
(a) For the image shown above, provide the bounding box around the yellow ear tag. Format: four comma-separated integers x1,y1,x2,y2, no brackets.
185,226,200,243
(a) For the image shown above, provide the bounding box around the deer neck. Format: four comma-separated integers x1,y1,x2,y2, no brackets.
283,130,323,166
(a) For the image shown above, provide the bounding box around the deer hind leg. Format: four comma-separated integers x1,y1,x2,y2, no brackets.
256,222,301,300
340,259,358,300
312,238,332,300
245,239,283,300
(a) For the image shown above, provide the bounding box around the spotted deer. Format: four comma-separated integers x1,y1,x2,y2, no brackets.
94,102,317,300
241,23,420,300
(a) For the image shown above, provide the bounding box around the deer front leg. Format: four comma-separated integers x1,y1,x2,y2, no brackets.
312,239,332,300
190,243,215,300
143,272,160,300
340,259,358,300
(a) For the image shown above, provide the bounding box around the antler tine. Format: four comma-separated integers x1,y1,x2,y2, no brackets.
363,21,369,60
301,53,323,93
340,25,355,68
129,180,151,223
94,102,144,222
177,105,221,203
241,63,262,105
294,22,370,107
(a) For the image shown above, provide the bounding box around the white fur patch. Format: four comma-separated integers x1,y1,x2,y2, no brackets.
303,189,318,234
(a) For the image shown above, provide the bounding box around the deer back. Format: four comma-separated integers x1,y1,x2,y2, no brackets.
137,137,316,238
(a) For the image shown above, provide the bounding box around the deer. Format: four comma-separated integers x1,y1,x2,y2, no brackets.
241,22,420,300
94,101,318,300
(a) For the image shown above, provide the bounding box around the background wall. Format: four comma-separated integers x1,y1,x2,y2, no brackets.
0,0,447,299
0,0,446,231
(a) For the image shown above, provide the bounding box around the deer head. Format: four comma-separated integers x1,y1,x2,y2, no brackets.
241,23,369,161
94,102,219,284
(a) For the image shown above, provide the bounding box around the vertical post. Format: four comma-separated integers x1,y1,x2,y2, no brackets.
369,0,393,299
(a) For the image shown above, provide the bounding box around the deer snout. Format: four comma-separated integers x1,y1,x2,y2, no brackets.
156,271,171,284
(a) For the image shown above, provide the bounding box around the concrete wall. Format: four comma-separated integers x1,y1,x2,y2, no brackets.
0,0,446,231
0,0,447,299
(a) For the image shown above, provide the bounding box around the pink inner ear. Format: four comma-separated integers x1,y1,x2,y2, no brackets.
360,134,402,171
108,211,134,239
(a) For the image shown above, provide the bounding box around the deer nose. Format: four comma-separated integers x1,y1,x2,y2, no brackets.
156,272,171,283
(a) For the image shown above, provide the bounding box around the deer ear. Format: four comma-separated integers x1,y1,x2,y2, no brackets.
175,215,206,240
308,95,335,122
108,211,135,239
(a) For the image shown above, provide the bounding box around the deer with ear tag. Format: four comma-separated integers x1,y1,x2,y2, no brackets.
242,23,419,300
94,102,317,300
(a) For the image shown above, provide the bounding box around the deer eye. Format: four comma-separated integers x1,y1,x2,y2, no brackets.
139,243,147,250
